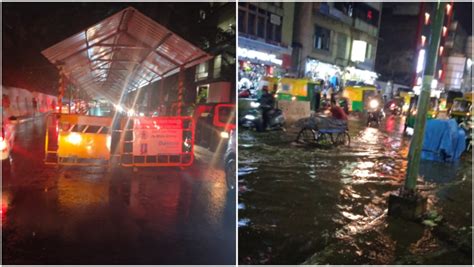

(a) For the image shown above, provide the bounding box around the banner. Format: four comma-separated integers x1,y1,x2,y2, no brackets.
133,117,183,155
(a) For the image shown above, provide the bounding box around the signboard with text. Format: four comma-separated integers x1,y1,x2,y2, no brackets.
133,117,183,155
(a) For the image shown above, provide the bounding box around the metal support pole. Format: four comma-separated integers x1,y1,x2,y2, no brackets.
404,1,446,193
177,66,185,116
57,65,65,113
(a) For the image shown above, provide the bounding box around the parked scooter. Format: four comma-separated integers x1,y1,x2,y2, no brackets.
240,101,285,132
367,98,384,127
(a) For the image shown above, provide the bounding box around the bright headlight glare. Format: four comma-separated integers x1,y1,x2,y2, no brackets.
250,102,260,108
0,139,7,151
66,133,82,145
244,114,256,120
369,99,379,109
220,131,229,139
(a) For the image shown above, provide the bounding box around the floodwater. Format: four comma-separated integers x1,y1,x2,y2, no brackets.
2,117,235,264
238,114,472,264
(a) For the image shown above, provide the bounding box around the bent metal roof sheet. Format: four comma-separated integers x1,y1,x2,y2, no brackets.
42,7,211,102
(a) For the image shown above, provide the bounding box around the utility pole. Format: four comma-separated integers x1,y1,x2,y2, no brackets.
389,1,446,219
404,1,446,193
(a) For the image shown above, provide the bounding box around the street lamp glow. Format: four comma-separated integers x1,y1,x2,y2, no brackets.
416,49,426,74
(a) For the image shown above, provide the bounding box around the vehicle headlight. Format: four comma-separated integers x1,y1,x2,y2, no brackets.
220,131,229,139
0,137,7,151
369,99,379,109
250,102,260,108
114,104,124,112
127,109,135,116
244,114,256,120
66,133,82,145
139,112,145,117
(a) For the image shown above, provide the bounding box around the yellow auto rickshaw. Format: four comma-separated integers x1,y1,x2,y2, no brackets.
449,96,472,123
342,85,377,112
399,91,414,115
405,96,439,130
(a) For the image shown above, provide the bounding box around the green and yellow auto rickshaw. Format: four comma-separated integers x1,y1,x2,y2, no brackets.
449,97,472,123
342,85,377,112
404,96,439,130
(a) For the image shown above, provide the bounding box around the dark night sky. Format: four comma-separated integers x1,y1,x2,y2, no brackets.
1,2,471,95
2,2,222,94
453,2,472,34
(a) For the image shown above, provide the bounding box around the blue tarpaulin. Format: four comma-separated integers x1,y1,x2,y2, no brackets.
421,119,466,162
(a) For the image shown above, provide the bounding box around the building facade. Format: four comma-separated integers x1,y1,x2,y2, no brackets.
292,2,381,88
237,2,295,91
375,2,458,98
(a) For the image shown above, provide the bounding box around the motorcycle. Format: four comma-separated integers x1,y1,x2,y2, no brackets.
367,98,384,127
240,101,285,132
387,102,402,116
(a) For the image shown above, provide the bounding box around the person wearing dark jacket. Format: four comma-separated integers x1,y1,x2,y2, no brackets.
258,86,275,129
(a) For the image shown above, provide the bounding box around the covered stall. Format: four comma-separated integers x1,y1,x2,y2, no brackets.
42,7,211,167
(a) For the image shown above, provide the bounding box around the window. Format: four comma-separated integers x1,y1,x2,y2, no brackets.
353,3,379,27
213,55,222,78
238,3,282,44
366,43,373,61
248,13,256,35
238,9,246,33
257,16,265,38
195,62,209,81
336,33,348,59
314,26,331,51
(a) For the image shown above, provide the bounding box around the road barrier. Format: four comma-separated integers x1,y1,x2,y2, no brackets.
44,114,112,166
120,116,194,167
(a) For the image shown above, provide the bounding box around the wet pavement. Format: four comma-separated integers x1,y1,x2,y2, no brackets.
2,116,235,264
238,114,472,265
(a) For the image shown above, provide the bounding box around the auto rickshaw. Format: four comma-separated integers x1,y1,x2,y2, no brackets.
342,85,377,112
399,91,414,115
404,95,440,131
194,103,235,152
449,97,472,123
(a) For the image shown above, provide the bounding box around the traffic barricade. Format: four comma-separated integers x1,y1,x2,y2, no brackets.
44,113,112,166
120,116,194,167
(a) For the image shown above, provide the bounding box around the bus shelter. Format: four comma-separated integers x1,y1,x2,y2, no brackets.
42,7,211,167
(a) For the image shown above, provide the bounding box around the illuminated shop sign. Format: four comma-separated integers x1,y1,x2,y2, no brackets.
351,40,367,62
238,47,283,65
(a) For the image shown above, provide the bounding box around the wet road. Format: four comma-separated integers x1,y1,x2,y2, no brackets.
238,114,472,264
2,116,235,264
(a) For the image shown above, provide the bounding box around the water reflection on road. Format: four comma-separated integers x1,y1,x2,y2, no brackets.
2,117,235,264
238,115,472,264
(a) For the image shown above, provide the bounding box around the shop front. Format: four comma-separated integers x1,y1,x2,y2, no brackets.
237,37,291,96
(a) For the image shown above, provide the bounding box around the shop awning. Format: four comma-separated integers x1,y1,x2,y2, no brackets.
42,7,211,102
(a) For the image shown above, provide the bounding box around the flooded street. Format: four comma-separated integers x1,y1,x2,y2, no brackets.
2,117,236,264
238,114,472,264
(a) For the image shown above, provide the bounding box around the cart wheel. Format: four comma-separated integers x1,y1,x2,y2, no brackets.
296,128,317,144
316,132,332,146
335,132,351,146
